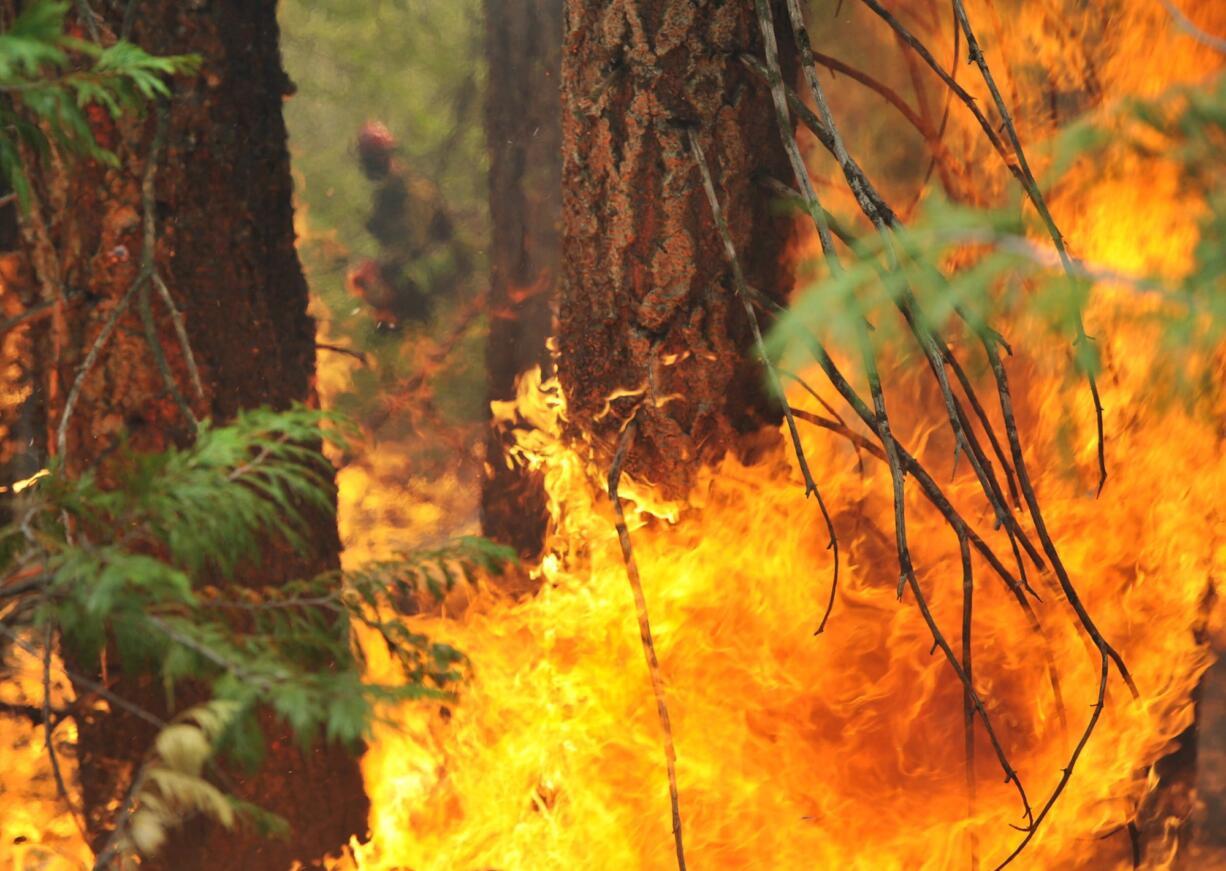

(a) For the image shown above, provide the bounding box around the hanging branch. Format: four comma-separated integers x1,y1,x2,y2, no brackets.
949,0,1107,494
860,0,1108,494
784,0,1026,549
762,0,1137,860
608,418,686,871
686,126,840,635
41,623,83,836
754,0,1035,830
960,532,980,871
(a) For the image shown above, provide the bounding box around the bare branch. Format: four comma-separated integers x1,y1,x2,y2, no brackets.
607,419,686,871
1159,0,1226,53
687,127,840,634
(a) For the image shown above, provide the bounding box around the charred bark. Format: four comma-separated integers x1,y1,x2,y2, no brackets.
0,2,367,868
558,0,797,495
480,0,562,560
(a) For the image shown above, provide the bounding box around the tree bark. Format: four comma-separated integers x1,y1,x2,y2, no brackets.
2,3,367,867
480,0,563,560
558,0,797,495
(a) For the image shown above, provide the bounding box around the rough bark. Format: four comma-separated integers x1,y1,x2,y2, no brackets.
480,0,563,560
558,0,797,496
1,2,367,868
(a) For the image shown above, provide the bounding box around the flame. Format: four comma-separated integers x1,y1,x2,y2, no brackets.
0,647,89,871
2,2,1224,869
330,3,1226,870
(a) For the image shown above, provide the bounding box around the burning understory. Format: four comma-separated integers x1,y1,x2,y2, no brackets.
324,2,1226,870
3,1,1226,869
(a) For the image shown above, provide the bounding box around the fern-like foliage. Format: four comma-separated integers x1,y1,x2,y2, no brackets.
0,407,515,851
0,0,199,206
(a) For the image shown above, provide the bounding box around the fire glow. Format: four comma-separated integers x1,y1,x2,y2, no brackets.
2,1,1225,869
328,3,1226,871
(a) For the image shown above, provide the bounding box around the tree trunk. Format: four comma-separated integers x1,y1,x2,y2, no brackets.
2,3,367,867
558,0,797,495
480,0,563,560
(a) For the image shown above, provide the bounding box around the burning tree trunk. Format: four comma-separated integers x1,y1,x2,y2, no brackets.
1,3,367,868
480,0,562,559
557,0,798,493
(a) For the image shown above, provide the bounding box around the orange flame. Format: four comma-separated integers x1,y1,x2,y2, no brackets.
329,3,1226,870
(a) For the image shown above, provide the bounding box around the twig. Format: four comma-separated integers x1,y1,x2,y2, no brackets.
805,49,933,139
56,277,144,459
788,406,885,462
121,0,141,42
1159,0,1226,53
0,700,68,725
759,0,1034,829
687,127,840,635
960,532,980,870
42,623,84,831
2,626,167,730
152,272,205,404
958,0,1108,494
977,339,1135,869
607,419,686,871
316,342,369,365
786,0,1030,576
856,0,1017,170
135,107,199,433
75,0,101,43
0,299,59,340
91,764,150,871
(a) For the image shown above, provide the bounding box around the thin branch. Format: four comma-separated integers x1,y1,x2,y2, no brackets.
135,107,199,434
951,0,1109,494
121,0,141,42
75,0,101,43
0,699,69,725
759,0,1035,829
806,49,934,139
783,0,1042,595
960,532,980,870
0,298,59,340
687,127,840,634
2,626,167,730
856,0,1017,170
91,764,149,871
56,276,144,460
788,406,885,462
315,342,370,365
42,623,84,831
1160,0,1226,53
152,272,205,405
607,419,686,871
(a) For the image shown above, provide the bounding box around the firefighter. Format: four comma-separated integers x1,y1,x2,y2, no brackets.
346,121,470,329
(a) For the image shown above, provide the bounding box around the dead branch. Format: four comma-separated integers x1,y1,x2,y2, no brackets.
1160,0,1226,54
960,532,980,870
757,0,1039,833
607,419,686,871
42,623,84,832
316,342,370,365
948,0,1107,496
136,107,199,434
687,127,840,635
0,298,59,340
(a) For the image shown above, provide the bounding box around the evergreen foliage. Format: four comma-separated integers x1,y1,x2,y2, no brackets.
772,70,1226,401
0,408,515,847
0,0,197,207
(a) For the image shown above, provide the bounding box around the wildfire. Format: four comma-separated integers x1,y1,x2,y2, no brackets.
328,4,1226,871
2,2,1224,870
